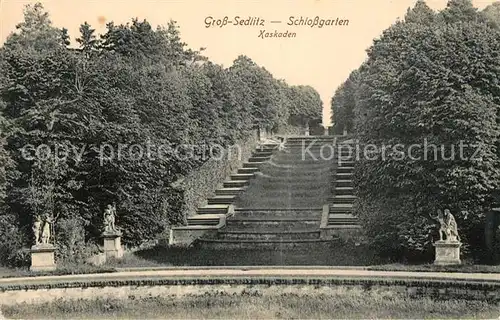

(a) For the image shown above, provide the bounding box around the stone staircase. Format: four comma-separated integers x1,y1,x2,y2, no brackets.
170,142,279,245
326,140,361,235
197,136,341,249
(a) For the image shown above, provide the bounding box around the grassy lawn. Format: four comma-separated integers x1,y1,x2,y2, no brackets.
122,241,378,267
2,248,498,275
2,291,499,319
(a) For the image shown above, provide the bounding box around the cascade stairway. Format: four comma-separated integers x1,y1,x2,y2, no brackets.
196,136,357,249
327,140,360,229
184,143,279,230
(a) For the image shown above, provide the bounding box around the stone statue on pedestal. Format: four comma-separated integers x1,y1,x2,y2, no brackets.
101,203,123,260
40,214,53,245
32,215,42,245
431,208,462,265
430,208,460,242
103,203,118,233
30,214,56,271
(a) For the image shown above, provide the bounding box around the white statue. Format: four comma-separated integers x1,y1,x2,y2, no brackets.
40,214,53,245
430,208,460,242
32,215,42,245
103,203,117,233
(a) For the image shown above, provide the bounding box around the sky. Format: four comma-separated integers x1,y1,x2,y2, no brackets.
0,0,497,126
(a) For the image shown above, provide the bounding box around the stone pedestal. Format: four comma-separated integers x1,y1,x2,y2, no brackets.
102,231,124,259
30,244,56,272
434,240,461,265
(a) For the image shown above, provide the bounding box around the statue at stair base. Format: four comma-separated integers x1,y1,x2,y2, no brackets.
169,205,234,247
431,209,462,266
30,214,57,272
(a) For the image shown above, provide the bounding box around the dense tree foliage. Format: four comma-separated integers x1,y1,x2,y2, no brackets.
331,70,359,134
288,85,323,129
0,3,323,265
333,0,500,262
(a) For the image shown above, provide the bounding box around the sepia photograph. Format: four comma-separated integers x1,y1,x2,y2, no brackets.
0,0,500,318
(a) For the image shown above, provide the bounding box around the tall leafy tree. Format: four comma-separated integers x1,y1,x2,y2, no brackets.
349,2,500,260
4,3,69,51
288,85,323,131
331,69,359,134
229,55,282,129
482,2,500,29
404,0,436,24
441,0,481,23
76,22,100,52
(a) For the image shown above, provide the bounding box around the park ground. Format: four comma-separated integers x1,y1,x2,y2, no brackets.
1,242,500,278
1,267,500,319
1,286,499,319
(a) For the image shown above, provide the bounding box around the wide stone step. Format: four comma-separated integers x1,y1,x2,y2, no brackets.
257,167,332,176
335,180,353,188
328,220,359,226
257,143,279,149
270,159,331,165
197,205,231,215
230,173,255,180
187,214,225,226
330,195,357,204
223,180,249,188
285,140,337,143
275,151,337,158
284,145,336,149
325,225,362,231
207,195,237,205
226,217,320,231
234,208,322,219
217,230,321,241
215,187,246,196
248,156,271,163
285,137,337,141
330,204,353,214
335,158,355,163
254,190,331,198
284,141,337,146
257,183,331,192
334,187,354,196
264,161,332,168
253,151,273,157
238,167,259,174
336,167,354,174
338,161,355,167
257,144,278,148
328,213,359,225
257,176,333,183
335,172,353,179
284,140,336,144
243,162,264,168
187,219,220,226
196,238,337,249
